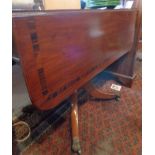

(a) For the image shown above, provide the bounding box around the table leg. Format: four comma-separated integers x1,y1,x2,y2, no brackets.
71,93,81,154
85,83,120,101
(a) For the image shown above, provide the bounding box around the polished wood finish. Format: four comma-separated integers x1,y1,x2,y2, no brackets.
13,10,137,153
84,83,120,100
13,10,136,110
133,0,142,51
70,82,120,154
106,70,136,87
70,93,81,154
106,0,141,87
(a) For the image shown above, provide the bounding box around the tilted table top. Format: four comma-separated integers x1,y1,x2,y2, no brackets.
13,9,136,110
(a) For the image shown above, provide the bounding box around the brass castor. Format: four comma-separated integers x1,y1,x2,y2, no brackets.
72,137,81,154
115,95,120,101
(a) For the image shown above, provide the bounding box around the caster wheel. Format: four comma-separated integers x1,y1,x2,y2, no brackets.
72,138,81,154
115,95,120,101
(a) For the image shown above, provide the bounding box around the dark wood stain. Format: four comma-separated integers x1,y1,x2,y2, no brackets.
37,68,48,96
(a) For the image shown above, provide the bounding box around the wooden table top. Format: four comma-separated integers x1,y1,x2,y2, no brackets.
13,9,136,110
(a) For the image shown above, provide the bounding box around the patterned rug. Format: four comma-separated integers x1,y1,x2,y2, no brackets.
19,59,141,155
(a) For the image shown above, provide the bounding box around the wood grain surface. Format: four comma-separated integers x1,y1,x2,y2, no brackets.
13,10,136,110
105,1,141,87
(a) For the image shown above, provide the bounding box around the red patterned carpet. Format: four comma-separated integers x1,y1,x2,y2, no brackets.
20,60,142,155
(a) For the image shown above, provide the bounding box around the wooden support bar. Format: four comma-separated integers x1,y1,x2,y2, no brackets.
105,71,136,87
